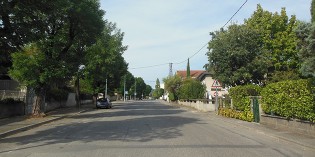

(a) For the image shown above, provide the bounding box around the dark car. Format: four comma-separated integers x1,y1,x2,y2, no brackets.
96,98,112,109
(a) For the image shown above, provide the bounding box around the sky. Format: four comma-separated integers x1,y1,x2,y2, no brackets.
100,0,311,88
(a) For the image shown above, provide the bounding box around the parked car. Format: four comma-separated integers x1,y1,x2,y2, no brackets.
96,98,112,109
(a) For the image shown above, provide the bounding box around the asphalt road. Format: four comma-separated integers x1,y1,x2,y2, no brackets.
0,100,313,157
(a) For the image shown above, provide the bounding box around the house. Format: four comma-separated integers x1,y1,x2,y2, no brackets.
176,70,205,79
176,70,226,99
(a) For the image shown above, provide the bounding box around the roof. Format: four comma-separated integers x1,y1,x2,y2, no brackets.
176,70,206,79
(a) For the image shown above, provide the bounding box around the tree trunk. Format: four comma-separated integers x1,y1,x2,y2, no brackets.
32,88,45,117
75,76,79,108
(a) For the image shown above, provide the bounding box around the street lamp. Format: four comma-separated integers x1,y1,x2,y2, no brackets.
76,65,85,111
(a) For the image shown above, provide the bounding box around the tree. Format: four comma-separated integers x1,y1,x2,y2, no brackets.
245,4,299,76
187,58,190,78
155,78,160,89
152,78,164,99
129,77,147,99
9,0,105,116
163,75,182,100
312,0,315,22
83,21,128,98
116,71,135,97
207,24,268,86
178,78,206,100
295,1,315,77
145,85,153,97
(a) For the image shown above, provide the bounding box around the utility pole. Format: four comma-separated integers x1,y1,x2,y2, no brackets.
105,79,108,98
134,80,137,100
169,63,173,76
124,75,126,101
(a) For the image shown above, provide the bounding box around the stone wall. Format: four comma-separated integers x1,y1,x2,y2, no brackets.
260,114,315,137
177,100,215,112
0,103,25,118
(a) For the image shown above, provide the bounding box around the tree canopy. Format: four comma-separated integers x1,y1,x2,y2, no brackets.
7,0,131,115
206,4,300,86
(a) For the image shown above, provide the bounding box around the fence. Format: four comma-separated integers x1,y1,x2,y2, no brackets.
0,90,26,101
178,99,215,112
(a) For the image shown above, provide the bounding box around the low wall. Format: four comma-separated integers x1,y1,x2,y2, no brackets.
260,114,315,137
0,103,25,118
178,100,215,112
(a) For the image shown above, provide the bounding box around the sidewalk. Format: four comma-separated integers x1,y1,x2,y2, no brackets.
211,112,315,150
162,100,315,150
0,104,94,139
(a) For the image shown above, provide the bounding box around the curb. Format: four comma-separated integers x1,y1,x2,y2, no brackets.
0,109,88,139
161,100,315,150
214,115,315,150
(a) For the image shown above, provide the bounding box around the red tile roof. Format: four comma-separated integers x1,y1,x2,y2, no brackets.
176,70,206,79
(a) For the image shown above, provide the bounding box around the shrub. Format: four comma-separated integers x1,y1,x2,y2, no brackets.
178,78,206,100
218,107,253,122
261,79,315,122
229,84,262,111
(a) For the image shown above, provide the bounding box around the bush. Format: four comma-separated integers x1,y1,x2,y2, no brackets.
261,79,315,122
178,78,206,100
218,107,253,122
168,92,176,101
229,84,262,111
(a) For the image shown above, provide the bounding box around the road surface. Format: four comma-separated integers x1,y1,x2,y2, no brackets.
0,100,313,157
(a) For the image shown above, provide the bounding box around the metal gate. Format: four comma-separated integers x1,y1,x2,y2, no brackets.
252,97,260,123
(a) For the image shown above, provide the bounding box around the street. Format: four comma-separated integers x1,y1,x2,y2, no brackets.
0,100,314,157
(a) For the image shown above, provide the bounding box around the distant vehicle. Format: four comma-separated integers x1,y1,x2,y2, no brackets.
96,98,112,109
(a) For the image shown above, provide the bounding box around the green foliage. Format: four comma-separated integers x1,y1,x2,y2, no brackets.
83,21,128,95
186,59,190,78
155,78,160,89
312,0,315,23
229,84,262,111
163,75,182,100
268,70,301,84
296,21,315,77
145,85,153,97
46,88,69,102
245,5,298,72
168,92,176,101
8,0,106,115
117,72,135,96
207,24,268,86
218,107,254,122
152,88,164,99
178,78,206,99
129,77,147,99
261,79,315,121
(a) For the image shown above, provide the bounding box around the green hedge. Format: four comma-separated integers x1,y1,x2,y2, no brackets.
229,84,262,111
261,79,315,122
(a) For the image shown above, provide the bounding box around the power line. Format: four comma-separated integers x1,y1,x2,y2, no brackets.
222,0,248,28
174,0,248,65
130,63,169,69
130,0,248,70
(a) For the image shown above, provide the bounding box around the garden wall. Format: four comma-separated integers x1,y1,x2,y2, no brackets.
260,114,315,137
177,100,215,112
0,103,25,118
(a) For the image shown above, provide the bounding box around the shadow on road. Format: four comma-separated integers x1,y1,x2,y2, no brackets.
0,100,200,152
